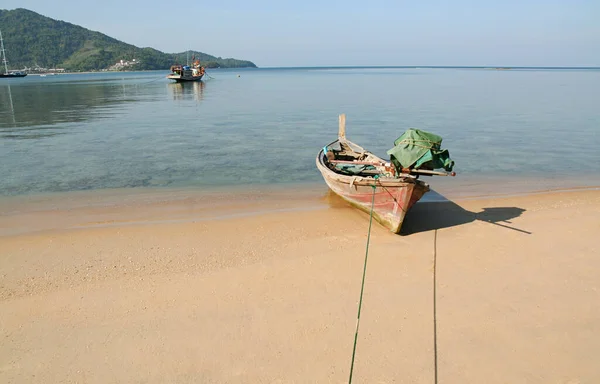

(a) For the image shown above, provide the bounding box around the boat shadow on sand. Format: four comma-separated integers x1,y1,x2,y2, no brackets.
323,189,531,235
400,190,531,235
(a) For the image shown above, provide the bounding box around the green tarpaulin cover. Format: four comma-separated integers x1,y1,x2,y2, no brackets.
386,129,454,172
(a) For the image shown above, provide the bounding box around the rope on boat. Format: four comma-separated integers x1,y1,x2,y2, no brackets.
376,178,407,214
348,181,377,384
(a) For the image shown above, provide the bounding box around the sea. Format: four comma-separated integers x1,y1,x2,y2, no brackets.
1,67,599,205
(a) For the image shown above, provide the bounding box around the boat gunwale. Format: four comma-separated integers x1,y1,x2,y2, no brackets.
316,138,429,190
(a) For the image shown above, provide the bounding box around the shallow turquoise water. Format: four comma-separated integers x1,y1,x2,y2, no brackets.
1,67,599,197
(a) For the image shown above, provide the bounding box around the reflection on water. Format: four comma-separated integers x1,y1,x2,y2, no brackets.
0,75,165,138
168,81,205,102
2,84,16,127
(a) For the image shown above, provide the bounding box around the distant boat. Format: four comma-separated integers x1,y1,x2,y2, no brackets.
167,58,205,82
0,29,27,78
316,114,455,234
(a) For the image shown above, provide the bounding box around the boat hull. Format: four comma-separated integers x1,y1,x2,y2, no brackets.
316,145,429,234
0,73,27,78
166,74,203,82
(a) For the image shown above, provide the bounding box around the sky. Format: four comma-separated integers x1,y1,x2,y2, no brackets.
2,0,599,67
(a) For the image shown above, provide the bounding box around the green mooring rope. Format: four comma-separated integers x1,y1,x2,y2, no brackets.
348,182,377,384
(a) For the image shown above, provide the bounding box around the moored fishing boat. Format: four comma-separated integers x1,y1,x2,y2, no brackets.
316,114,455,234
167,58,205,82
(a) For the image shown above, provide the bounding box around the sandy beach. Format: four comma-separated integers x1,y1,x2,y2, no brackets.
1,187,599,383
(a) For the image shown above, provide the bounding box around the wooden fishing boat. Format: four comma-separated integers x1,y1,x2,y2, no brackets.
167,59,205,82
316,114,455,234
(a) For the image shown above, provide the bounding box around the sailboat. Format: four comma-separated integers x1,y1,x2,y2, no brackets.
0,29,27,78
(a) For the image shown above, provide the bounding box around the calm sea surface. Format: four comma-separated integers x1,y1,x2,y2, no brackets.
1,67,599,200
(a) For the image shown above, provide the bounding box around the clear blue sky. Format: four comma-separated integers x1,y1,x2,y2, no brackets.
3,0,599,67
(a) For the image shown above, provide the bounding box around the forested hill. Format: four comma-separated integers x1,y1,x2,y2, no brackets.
0,8,257,71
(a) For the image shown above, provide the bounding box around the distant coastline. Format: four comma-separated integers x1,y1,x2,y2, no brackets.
22,66,600,76
20,64,600,75
0,8,258,72
256,65,600,70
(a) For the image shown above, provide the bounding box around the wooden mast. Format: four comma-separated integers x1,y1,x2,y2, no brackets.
338,113,346,140
0,29,10,75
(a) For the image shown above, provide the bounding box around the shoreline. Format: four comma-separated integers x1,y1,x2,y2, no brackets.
1,181,599,237
17,66,600,74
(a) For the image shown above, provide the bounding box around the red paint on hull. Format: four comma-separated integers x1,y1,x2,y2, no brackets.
316,141,429,233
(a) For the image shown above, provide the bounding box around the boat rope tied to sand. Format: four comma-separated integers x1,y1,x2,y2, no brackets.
348,180,377,384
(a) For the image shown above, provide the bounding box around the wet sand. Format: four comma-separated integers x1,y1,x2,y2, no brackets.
1,188,599,383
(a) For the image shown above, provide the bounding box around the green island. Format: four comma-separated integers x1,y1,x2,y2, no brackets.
0,8,257,72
